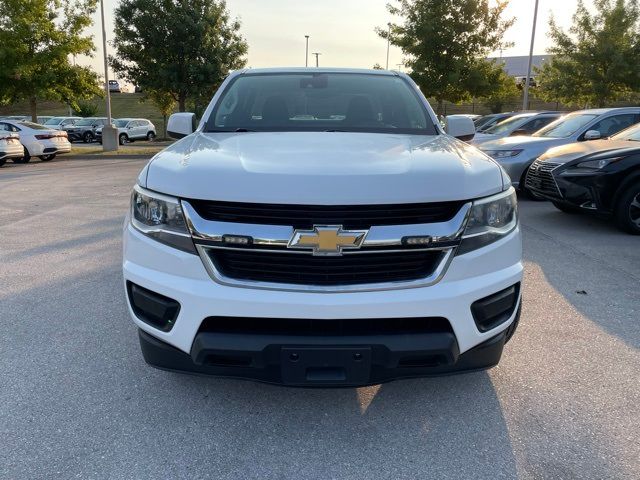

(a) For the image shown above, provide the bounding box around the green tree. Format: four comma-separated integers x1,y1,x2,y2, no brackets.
0,0,102,121
112,0,248,112
536,0,640,107
142,89,177,139
75,100,99,117
482,69,520,113
378,0,514,115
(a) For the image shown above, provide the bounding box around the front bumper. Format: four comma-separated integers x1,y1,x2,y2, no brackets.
123,222,523,386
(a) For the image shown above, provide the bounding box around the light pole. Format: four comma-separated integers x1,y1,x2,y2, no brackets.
312,52,321,67
522,0,540,111
305,35,309,67
100,0,117,151
385,23,391,70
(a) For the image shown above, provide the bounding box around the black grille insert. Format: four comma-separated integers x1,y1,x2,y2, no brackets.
198,316,453,336
188,199,465,229
208,249,445,286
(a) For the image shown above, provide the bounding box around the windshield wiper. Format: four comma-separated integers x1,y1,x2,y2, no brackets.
324,129,347,132
234,128,256,132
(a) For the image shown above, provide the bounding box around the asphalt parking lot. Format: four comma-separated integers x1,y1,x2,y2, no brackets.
1,157,639,479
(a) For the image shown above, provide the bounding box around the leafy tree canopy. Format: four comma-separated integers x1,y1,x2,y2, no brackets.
536,0,640,107
0,0,102,121
112,0,248,112
378,0,514,113
482,68,520,113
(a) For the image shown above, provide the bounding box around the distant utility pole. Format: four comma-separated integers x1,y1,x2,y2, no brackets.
396,63,403,72
523,0,540,111
305,35,310,67
100,0,112,125
312,52,321,67
385,23,391,69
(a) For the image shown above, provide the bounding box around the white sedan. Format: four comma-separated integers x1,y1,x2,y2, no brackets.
0,120,71,163
0,131,24,167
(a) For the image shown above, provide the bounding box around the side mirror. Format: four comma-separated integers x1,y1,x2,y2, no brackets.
584,130,601,141
444,115,475,142
167,112,196,139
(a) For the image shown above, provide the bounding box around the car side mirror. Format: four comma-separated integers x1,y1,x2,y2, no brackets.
584,130,601,141
510,128,529,136
167,113,196,139
444,115,475,141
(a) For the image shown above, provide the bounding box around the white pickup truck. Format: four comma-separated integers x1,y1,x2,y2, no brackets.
123,68,522,386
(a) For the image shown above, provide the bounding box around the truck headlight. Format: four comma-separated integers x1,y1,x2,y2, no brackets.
131,185,196,253
458,187,518,254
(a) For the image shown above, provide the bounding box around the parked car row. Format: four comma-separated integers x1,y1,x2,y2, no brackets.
0,120,71,166
471,107,640,234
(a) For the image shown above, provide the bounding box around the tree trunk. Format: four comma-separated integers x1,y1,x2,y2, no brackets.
30,96,37,123
436,98,444,117
178,94,187,112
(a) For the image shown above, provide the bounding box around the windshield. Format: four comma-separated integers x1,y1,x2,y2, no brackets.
18,121,48,130
114,120,129,127
533,113,597,138
612,123,640,141
205,73,436,135
484,115,532,135
44,117,64,125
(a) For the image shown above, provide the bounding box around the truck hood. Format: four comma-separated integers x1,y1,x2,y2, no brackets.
540,139,640,164
144,132,504,204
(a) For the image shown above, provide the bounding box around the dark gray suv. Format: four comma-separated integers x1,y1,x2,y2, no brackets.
64,118,109,143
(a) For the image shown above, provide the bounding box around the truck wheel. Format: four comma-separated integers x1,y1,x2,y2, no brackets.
552,201,581,214
40,154,56,162
119,133,128,145
12,147,31,163
83,131,94,143
615,183,640,234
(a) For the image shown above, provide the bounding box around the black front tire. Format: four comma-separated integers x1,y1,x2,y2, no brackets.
39,154,56,162
0,158,6,167
615,183,640,234
552,201,581,214
12,147,31,163
83,131,94,143
119,134,128,145
146,131,156,141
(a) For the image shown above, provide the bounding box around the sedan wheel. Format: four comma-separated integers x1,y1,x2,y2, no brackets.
119,134,128,145
146,131,156,141
83,131,94,143
12,147,31,164
40,154,56,162
615,184,640,234
0,158,6,167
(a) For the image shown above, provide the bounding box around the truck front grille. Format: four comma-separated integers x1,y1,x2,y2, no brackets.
525,160,562,197
207,248,445,286
188,199,465,229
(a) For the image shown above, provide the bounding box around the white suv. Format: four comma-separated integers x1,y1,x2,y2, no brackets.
123,68,522,387
97,118,156,145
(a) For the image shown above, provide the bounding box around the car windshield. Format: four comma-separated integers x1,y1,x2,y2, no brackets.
484,115,532,135
44,117,64,125
114,120,129,127
533,113,597,138
18,121,48,130
206,72,436,135
612,123,640,141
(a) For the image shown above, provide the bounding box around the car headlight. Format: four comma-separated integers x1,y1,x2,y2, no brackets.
575,156,622,170
131,185,195,253
457,187,518,254
482,150,523,159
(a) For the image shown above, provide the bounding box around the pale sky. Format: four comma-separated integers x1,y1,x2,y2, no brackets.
81,0,589,80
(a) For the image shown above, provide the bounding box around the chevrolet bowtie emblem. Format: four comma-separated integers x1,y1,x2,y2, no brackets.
288,225,368,256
